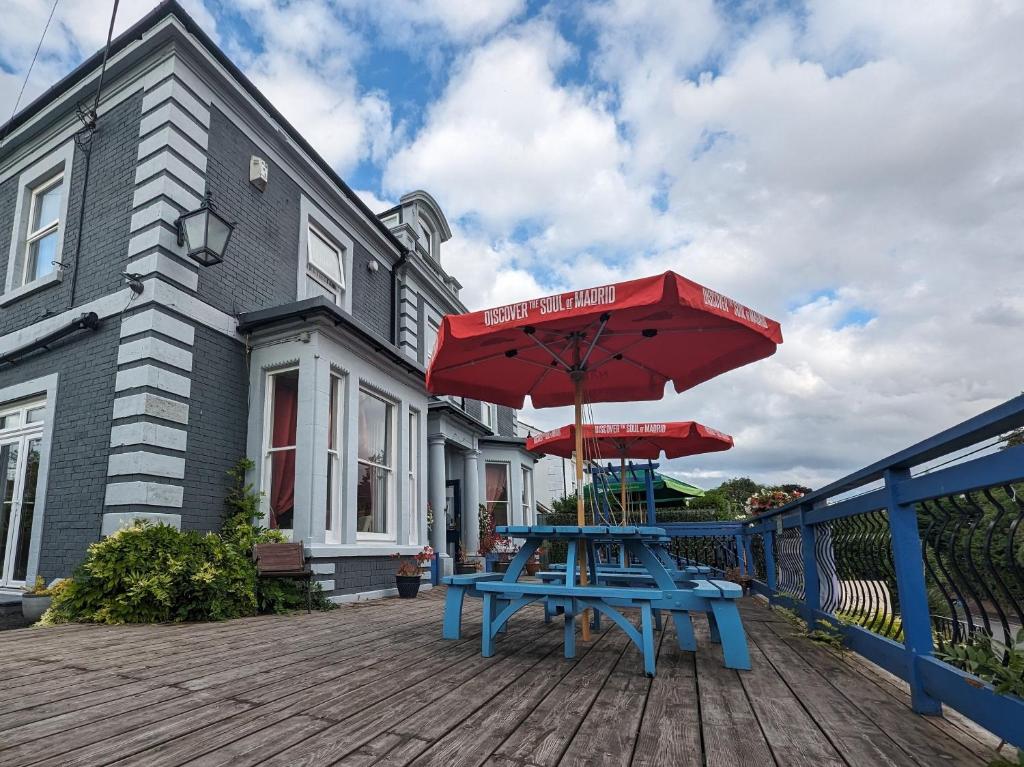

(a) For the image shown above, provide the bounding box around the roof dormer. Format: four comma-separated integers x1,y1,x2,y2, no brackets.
378,190,452,266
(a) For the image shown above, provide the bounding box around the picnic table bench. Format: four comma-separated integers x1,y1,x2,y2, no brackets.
536,571,749,668
476,578,750,675
440,572,504,639
439,524,752,676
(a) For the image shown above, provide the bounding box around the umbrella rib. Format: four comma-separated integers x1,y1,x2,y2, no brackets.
599,326,748,337
578,315,609,369
523,330,573,372
586,339,672,383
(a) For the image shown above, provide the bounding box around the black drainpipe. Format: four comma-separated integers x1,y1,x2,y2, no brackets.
0,312,100,366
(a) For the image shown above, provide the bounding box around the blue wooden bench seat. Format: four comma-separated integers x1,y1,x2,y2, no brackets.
547,562,712,576
475,581,665,676
532,573,750,670
441,572,505,639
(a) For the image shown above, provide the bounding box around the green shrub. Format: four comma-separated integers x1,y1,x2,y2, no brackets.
42,459,330,625
43,523,259,624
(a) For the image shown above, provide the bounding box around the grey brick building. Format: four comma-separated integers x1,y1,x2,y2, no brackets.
0,1,536,602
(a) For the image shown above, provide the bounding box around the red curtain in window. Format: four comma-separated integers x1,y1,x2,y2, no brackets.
270,374,298,528
485,464,508,524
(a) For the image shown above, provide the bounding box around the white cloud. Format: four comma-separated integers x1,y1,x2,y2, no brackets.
353,189,397,214
496,0,1024,489
385,22,666,253
1,0,218,130
342,0,526,45
226,0,396,173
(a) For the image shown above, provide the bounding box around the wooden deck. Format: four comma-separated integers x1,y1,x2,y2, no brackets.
0,588,1011,766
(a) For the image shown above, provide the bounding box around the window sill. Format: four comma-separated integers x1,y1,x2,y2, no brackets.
306,543,423,558
0,271,63,307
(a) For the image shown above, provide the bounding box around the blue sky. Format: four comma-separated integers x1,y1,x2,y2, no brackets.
2,0,1023,488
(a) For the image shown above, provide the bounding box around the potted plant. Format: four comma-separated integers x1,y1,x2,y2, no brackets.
525,547,544,577
492,537,519,574
454,547,481,575
21,576,54,622
393,546,433,598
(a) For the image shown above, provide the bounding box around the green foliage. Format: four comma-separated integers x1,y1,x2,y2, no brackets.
836,609,905,641
24,575,51,596
550,492,578,516
935,628,1024,701
42,523,259,624
42,460,329,626
774,606,847,652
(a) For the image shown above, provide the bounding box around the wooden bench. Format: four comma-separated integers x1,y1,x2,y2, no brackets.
440,572,505,639
476,581,665,676
533,573,750,670
547,562,712,576
252,543,313,613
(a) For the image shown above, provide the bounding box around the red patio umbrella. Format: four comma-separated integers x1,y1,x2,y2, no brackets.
526,421,734,523
526,421,734,460
427,270,781,636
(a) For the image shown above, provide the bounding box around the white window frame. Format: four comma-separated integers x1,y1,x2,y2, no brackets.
521,466,534,524
483,402,498,432
0,374,57,592
261,367,299,534
2,142,74,306
297,195,354,314
356,387,396,541
485,461,511,528
325,373,343,544
424,319,439,365
418,221,432,258
407,409,419,526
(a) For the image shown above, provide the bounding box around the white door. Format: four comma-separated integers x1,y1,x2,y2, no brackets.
0,431,43,588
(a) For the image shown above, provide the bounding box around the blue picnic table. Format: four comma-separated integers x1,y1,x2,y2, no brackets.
441,524,751,676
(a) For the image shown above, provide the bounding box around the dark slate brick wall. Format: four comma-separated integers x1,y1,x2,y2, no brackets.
202,106,300,315
313,555,399,596
180,325,249,531
203,105,396,339
497,405,516,437
352,241,392,338
0,94,141,336
0,321,120,580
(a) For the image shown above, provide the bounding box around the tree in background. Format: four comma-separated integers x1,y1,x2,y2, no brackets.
702,477,761,517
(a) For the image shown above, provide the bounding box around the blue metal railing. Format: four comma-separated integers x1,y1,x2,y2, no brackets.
663,394,1024,748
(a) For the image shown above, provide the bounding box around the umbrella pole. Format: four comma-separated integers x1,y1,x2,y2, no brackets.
620,455,627,526
573,375,591,642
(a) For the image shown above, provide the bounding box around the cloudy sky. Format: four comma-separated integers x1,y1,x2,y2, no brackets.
2,0,1022,490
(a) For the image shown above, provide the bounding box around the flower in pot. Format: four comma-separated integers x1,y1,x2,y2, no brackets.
454,547,481,575
492,537,519,574
22,575,54,622
525,547,544,577
393,546,433,598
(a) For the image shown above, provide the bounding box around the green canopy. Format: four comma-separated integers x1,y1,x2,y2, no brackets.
603,471,704,508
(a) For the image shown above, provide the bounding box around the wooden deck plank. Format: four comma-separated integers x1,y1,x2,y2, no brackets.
558,627,656,767
631,625,702,767
492,631,631,766
249,625,560,767
763,621,987,766
738,637,846,766
0,591,1010,767
693,616,777,767
405,627,594,767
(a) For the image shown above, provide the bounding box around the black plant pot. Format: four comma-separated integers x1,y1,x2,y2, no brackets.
454,563,477,575
395,575,422,598
493,561,510,574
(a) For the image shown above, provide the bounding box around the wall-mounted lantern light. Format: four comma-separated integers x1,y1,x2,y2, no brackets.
175,191,235,267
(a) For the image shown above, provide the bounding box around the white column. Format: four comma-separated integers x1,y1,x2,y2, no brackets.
428,434,450,574
463,449,481,557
